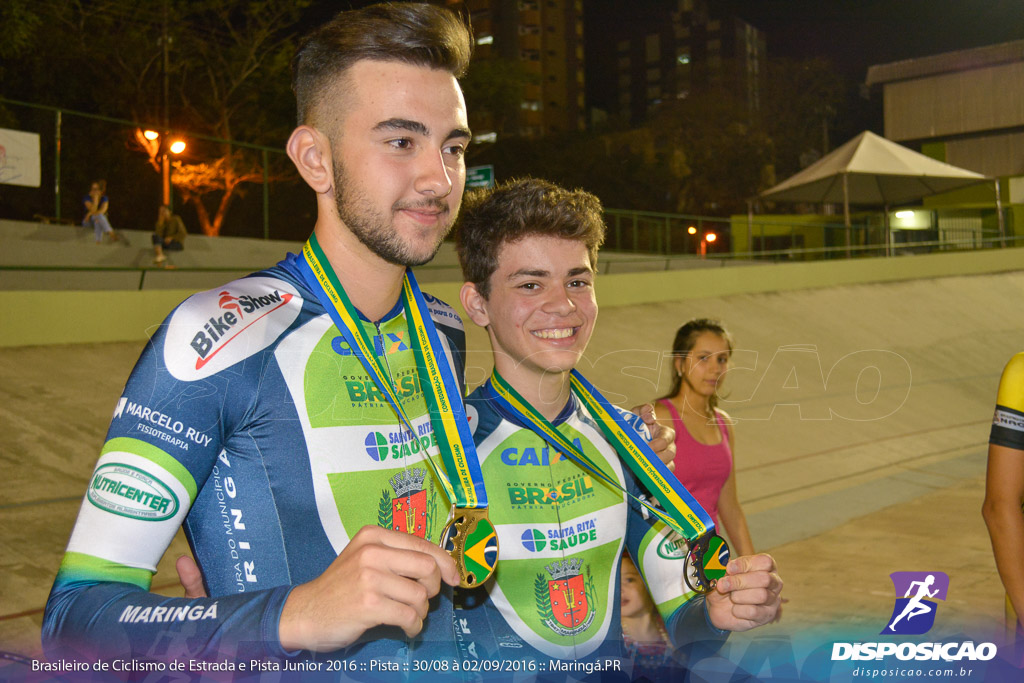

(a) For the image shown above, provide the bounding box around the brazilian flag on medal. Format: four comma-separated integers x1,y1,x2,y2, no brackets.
441,509,499,588
685,533,731,593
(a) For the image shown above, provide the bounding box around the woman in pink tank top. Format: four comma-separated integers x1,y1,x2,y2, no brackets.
655,318,755,558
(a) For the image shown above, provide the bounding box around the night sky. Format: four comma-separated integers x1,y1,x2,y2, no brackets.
587,0,1024,80
584,0,1024,137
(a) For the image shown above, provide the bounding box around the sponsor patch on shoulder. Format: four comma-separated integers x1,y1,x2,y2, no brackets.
164,276,302,380
422,292,464,328
87,463,179,521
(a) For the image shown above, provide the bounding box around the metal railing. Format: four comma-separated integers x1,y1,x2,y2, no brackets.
0,261,467,291
0,97,288,240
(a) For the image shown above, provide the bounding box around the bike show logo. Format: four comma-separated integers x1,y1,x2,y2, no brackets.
165,278,301,381
832,571,997,663
535,558,597,637
88,463,179,521
520,518,598,553
882,571,948,635
191,289,295,368
378,469,438,539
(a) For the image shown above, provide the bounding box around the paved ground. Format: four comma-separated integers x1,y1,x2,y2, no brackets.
1,269,1021,668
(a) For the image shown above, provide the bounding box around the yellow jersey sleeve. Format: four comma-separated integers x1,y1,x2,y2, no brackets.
991,352,1024,451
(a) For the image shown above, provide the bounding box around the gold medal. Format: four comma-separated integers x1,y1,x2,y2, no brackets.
440,508,499,588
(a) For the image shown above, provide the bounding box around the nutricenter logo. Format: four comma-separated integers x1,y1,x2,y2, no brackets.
657,534,689,560
831,571,996,663
87,463,179,521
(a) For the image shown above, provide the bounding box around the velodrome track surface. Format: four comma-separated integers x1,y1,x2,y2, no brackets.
1,269,1022,663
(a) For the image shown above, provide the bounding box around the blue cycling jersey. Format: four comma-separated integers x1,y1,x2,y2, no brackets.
42,254,725,676
43,253,466,665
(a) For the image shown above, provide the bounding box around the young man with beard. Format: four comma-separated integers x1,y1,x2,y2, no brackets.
450,178,783,671
42,3,676,669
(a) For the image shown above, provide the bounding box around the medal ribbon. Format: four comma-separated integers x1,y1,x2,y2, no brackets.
299,234,485,509
488,368,713,541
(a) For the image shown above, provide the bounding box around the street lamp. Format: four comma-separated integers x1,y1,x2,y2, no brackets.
700,231,717,258
142,130,186,206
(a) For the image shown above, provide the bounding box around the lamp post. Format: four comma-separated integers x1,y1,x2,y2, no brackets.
143,130,186,207
700,231,717,258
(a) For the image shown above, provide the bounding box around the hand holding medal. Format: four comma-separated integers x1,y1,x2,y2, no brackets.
440,508,499,588
300,237,499,589
704,553,783,631
684,533,731,594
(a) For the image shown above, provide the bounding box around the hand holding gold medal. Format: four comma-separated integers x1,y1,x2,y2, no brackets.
440,508,499,588
301,240,500,590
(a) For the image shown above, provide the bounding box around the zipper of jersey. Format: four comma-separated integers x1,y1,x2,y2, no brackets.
376,320,417,662
544,409,581,659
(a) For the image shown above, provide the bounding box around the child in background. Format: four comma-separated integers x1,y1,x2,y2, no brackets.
620,554,679,680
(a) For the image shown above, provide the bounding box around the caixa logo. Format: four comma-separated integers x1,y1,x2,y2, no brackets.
164,278,302,381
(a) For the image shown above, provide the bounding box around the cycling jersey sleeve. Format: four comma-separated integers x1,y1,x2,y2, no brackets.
991,352,1024,451
42,276,306,663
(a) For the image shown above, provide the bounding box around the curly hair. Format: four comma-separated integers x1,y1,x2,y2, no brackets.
455,177,606,298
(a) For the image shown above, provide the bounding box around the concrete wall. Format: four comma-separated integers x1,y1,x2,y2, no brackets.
2,243,1021,347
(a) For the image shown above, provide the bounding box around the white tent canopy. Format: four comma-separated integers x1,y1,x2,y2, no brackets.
760,131,988,204
756,131,997,255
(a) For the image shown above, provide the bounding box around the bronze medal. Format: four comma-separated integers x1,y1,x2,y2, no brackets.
684,534,731,594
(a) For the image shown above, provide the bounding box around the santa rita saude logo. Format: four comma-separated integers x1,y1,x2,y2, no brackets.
520,517,598,552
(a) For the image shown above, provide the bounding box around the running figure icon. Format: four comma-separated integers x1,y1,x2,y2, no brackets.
888,574,939,631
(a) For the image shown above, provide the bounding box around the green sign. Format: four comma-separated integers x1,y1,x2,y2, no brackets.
466,165,495,189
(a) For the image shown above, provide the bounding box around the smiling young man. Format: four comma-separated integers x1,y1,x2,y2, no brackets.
42,3,676,670
453,178,783,669
44,3,470,665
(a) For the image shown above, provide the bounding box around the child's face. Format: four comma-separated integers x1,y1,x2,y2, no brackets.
620,559,653,618
477,234,597,386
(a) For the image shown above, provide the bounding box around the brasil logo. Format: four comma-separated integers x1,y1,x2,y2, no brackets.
882,571,949,635
535,558,597,637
